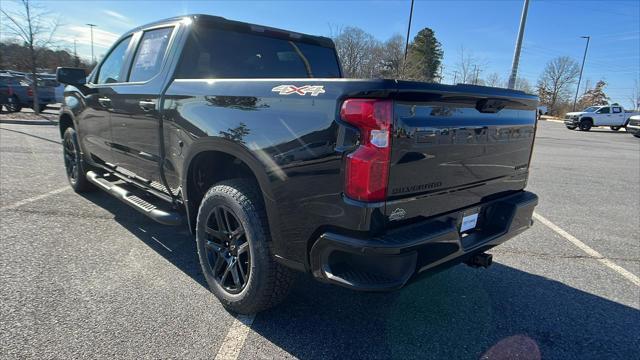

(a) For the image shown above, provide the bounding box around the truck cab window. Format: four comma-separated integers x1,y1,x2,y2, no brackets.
612,107,622,113
176,27,341,79
96,36,132,84
597,107,610,114
129,27,174,82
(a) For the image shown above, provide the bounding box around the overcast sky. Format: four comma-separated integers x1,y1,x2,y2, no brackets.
2,0,638,106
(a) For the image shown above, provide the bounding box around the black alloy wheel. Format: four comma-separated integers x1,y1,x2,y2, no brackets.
195,179,295,314
62,127,95,192
6,96,21,112
203,205,251,294
63,131,80,184
579,120,592,131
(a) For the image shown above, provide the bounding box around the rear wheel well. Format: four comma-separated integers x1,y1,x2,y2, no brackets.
186,151,263,231
59,113,74,138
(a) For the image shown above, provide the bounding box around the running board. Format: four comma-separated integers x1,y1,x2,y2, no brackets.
86,171,182,226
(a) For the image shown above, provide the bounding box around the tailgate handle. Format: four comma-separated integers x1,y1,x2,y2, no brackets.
476,99,506,113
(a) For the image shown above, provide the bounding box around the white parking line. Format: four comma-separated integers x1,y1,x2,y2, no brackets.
533,212,640,287
214,314,256,360
0,186,70,212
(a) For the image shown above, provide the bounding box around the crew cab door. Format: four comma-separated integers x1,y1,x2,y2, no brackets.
109,26,176,184
79,35,135,166
611,105,625,125
594,106,611,125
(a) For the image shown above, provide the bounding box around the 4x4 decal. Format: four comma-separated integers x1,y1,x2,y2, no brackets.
271,85,325,96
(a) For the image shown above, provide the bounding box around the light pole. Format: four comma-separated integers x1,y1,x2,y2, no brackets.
507,0,530,89
573,36,590,111
86,23,97,64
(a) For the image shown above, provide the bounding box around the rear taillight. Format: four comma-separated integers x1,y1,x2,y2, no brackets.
27,87,33,96
340,99,393,202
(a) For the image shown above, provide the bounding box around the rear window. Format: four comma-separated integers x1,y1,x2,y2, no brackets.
176,26,341,79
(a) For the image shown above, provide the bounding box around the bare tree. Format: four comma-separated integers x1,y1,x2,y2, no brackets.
513,77,532,93
485,72,502,87
581,78,592,97
1,0,59,114
536,56,580,115
453,46,486,84
333,27,381,78
378,34,405,78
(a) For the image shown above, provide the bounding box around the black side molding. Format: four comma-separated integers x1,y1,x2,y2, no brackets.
86,171,182,226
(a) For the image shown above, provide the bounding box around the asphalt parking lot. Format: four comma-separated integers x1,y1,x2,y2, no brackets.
1,118,638,359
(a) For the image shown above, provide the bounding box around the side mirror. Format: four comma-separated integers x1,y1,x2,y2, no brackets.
56,67,87,85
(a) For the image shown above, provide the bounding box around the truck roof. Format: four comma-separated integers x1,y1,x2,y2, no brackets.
128,14,335,48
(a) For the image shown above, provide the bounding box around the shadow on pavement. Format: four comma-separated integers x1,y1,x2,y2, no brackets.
79,191,207,288
80,191,640,360
0,118,57,126
253,266,639,359
0,126,61,144
586,129,632,134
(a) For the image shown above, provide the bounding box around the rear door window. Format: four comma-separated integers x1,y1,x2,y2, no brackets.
129,27,174,82
176,27,341,79
612,107,622,113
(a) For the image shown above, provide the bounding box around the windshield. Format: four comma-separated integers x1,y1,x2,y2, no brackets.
583,106,599,112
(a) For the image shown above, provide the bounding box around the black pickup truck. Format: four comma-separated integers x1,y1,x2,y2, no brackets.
56,14,539,314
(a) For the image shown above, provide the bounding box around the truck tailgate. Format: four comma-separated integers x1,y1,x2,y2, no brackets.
386,83,538,221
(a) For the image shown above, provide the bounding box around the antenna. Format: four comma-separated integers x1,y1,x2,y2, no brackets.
401,0,415,78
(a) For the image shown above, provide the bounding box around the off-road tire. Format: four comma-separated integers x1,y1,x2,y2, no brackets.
610,126,621,131
6,96,21,112
579,119,592,131
62,127,95,192
196,179,295,314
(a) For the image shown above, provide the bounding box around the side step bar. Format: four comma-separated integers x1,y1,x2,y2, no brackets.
86,171,182,226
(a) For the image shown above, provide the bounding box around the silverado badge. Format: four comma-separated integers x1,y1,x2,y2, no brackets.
271,85,325,96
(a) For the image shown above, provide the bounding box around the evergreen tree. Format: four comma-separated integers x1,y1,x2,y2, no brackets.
578,80,609,108
404,28,444,82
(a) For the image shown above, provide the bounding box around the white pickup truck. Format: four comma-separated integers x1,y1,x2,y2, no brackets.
564,105,640,131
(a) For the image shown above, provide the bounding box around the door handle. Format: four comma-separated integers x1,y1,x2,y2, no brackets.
97,97,111,107
139,100,156,112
